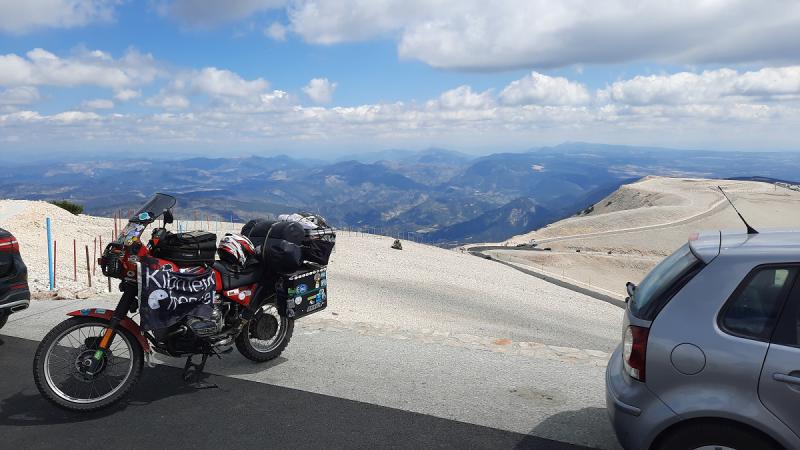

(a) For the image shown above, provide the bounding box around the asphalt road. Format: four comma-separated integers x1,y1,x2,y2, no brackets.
0,334,590,450
0,300,621,449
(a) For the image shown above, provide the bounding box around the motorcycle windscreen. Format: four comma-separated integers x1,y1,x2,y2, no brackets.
130,193,176,223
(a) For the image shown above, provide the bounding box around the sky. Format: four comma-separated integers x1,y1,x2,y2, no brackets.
0,0,799,157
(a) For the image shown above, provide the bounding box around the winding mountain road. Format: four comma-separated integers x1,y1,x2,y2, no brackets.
467,189,734,304
523,196,728,246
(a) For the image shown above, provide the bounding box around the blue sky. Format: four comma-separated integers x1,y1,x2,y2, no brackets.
1,1,799,157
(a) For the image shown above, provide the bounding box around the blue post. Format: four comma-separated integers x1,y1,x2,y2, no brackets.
46,217,54,290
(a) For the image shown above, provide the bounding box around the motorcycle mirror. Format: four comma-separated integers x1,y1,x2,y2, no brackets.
163,209,174,225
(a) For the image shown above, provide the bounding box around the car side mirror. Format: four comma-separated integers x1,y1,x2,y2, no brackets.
163,209,174,225
626,281,636,298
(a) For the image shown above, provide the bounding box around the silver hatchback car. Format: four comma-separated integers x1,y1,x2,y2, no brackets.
606,229,800,450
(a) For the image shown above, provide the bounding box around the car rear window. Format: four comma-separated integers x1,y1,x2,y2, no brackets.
772,280,800,348
629,244,702,320
720,267,798,342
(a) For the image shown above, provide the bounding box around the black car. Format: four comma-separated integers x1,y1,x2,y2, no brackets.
0,228,30,329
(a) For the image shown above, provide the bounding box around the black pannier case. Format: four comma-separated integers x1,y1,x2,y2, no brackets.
152,230,216,265
276,267,328,319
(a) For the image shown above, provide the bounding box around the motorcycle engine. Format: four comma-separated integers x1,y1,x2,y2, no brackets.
160,299,232,355
185,316,219,338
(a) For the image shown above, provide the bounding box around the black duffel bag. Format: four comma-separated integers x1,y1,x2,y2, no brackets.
243,219,304,273
241,218,275,247
243,217,334,272
242,219,304,246
262,238,303,273
152,230,216,265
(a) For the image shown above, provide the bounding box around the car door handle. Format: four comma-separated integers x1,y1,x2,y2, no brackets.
773,373,800,386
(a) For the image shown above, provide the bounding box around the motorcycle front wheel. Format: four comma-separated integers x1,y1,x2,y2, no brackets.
33,316,144,412
235,302,293,362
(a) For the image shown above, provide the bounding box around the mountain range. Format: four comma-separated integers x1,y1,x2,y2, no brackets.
2,143,799,245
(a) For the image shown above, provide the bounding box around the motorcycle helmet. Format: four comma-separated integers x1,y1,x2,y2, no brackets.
218,233,256,267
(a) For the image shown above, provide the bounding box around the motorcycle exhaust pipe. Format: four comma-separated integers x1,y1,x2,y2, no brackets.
165,324,188,339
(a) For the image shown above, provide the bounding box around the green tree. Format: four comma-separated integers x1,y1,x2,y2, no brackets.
49,200,84,215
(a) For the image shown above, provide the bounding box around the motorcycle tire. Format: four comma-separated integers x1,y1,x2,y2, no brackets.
0,311,7,330
235,302,293,363
33,316,144,412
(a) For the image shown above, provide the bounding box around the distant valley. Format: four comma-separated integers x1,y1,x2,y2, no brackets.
2,142,799,245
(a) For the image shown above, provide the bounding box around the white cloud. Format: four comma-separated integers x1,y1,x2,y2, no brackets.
83,98,115,109
500,72,590,106
599,66,800,106
282,0,800,70
0,0,118,34
160,0,286,26
429,85,494,110
0,86,40,105
51,110,101,123
0,48,161,90
264,22,287,41
177,67,269,98
145,94,191,109
303,78,337,104
3,64,800,152
288,0,416,44
114,89,141,101
0,48,271,111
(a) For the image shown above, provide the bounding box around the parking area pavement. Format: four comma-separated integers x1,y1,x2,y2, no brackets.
0,335,596,450
0,300,620,449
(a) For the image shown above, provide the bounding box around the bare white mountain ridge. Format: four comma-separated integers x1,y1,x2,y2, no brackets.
479,176,800,299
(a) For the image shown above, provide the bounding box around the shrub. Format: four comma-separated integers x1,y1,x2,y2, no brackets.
49,200,84,215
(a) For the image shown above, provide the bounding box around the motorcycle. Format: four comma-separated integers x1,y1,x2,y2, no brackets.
33,193,332,411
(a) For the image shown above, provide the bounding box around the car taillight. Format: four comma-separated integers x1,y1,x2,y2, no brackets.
0,236,19,253
622,325,649,382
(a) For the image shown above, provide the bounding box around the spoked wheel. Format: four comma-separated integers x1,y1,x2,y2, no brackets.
33,317,143,411
235,302,293,362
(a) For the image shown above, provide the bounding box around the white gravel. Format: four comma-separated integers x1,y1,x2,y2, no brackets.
0,200,240,296
1,199,623,352
319,232,622,351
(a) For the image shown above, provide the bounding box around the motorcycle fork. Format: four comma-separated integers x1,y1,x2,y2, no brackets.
93,285,137,360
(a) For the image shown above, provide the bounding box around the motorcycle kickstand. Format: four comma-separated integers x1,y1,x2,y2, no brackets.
182,353,217,389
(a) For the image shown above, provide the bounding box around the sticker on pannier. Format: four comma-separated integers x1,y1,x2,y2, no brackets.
276,268,328,319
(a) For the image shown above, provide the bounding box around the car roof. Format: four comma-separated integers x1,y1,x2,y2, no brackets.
719,228,800,259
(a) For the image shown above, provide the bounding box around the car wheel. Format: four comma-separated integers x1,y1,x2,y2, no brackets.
653,421,782,450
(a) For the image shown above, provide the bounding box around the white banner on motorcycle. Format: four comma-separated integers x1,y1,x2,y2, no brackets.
137,261,215,331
